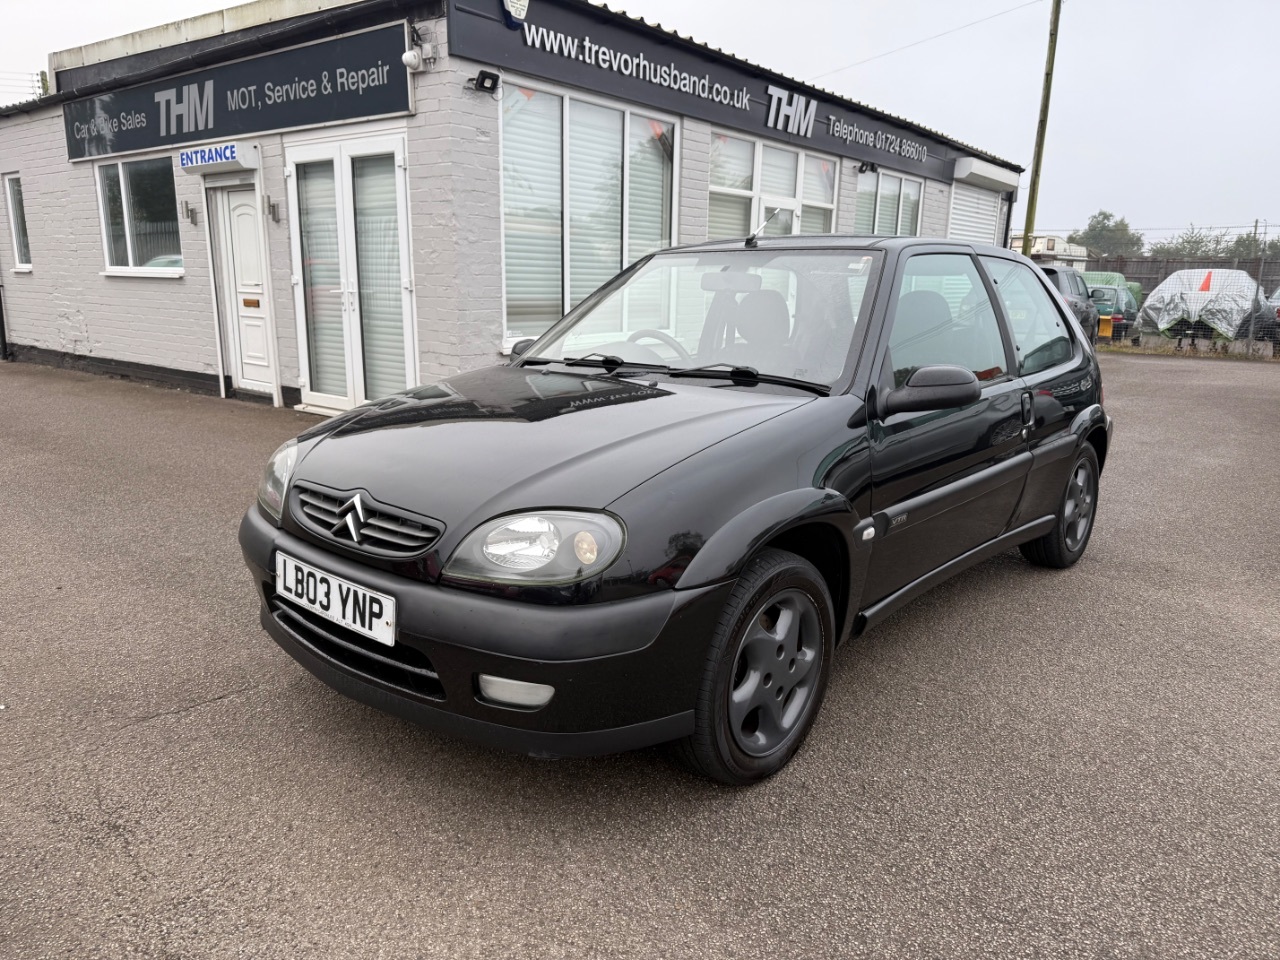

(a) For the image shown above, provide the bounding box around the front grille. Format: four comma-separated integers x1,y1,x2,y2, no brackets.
268,591,446,701
292,482,442,559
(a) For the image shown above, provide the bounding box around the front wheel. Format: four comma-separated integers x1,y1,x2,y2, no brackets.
1020,444,1100,568
677,549,835,785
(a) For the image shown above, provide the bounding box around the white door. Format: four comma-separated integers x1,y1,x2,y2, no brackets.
214,187,273,393
286,136,415,411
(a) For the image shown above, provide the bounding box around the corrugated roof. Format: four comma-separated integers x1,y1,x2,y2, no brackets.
575,0,1023,173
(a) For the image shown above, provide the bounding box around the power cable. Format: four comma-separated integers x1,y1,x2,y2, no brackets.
807,0,1045,81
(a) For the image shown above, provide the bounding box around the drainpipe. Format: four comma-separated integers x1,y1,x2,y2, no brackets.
0,278,10,361
1002,192,1014,249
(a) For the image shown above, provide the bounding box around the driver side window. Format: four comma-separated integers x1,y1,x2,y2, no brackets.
887,254,1007,389
979,258,1074,376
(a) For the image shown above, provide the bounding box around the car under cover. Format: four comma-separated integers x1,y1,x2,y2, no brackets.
1138,268,1269,339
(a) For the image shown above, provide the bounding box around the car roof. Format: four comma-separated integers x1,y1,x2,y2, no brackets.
658,234,1026,259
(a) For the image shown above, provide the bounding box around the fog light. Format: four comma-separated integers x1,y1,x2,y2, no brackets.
478,674,555,708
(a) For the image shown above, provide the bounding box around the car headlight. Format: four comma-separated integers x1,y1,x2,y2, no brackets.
257,439,297,523
444,511,625,585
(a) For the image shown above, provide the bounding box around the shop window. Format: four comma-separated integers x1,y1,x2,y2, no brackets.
97,157,183,270
707,134,837,241
502,86,675,340
5,175,30,268
872,172,922,237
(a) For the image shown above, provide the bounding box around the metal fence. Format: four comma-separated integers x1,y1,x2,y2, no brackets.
1085,256,1280,359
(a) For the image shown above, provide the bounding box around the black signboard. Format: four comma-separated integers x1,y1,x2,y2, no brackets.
446,0,1007,181
63,24,412,161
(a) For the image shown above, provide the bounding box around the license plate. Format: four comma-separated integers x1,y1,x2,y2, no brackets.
275,553,396,646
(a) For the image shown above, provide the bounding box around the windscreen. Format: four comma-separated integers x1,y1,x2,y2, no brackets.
524,249,882,387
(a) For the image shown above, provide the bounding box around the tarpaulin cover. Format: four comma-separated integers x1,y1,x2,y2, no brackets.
1137,269,1268,338
1084,272,1144,307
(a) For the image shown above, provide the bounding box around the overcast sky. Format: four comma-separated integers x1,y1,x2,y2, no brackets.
3,0,1277,244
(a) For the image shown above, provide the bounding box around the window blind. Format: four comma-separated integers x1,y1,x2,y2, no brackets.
503,89,564,338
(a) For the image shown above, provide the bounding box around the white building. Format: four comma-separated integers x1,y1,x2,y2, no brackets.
0,0,1023,411
1010,233,1090,268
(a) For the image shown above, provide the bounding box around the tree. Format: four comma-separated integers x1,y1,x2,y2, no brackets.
1067,210,1145,257
1148,226,1231,258
1146,225,1280,259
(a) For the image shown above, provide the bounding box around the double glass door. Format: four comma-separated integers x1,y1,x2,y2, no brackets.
287,137,414,410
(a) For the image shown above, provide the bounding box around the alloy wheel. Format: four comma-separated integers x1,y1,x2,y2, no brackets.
728,588,824,757
1063,459,1097,552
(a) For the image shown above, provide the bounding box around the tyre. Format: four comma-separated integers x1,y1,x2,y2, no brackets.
1020,443,1100,569
677,548,835,785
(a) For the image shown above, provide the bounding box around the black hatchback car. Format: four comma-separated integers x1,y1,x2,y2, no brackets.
240,237,1111,784
1040,265,1101,345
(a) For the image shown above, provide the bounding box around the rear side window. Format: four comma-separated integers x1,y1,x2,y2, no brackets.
886,253,1008,388
981,257,1074,376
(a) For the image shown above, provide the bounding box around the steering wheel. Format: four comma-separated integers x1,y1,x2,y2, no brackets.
627,329,692,362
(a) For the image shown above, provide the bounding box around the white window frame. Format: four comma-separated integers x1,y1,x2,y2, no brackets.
707,132,840,238
93,157,184,278
4,174,31,272
499,75,682,347
873,171,925,237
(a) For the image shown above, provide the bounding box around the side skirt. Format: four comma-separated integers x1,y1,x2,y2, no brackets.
853,515,1056,636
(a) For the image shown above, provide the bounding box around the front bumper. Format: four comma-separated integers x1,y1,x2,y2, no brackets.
239,507,733,757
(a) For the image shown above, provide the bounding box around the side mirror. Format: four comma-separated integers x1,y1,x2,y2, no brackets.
510,338,536,358
882,365,981,418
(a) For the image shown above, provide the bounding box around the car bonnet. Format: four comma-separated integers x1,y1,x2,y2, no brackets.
292,364,813,539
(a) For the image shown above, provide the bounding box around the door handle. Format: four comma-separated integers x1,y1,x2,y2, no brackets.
1020,392,1035,441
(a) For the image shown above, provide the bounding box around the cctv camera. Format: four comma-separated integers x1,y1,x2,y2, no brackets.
402,48,423,71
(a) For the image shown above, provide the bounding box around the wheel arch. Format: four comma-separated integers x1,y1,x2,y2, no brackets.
1085,424,1109,472
676,489,864,645
758,523,854,647
1068,403,1109,474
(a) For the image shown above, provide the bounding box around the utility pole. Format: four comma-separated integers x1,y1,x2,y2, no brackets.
1250,218,1263,346
1021,0,1063,257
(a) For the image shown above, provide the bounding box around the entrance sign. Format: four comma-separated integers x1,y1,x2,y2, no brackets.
63,24,412,161
447,0,1006,181
178,141,259,175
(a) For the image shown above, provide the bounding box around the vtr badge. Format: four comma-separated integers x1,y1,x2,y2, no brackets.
502,0,530,28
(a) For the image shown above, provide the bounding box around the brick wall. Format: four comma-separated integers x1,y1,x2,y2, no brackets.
0,106,218,374
835,160,861,234
678,119,711,245
921,179,950,239
409,15,505,383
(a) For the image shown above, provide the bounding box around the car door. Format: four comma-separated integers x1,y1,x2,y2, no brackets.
861,249,1030,605
979,256,1097,527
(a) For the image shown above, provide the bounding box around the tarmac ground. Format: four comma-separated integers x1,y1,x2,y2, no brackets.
2,354,1278,958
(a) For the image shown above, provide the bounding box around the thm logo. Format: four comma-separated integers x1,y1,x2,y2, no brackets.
765,85,817,138
154,81,214,138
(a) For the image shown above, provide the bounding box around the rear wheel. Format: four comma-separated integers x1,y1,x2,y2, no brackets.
677,549,834,786
1020,444,1100,569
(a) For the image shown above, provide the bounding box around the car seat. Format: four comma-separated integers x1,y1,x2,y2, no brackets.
717,290,795,373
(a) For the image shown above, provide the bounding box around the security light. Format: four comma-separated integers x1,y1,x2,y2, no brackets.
473,70,501,94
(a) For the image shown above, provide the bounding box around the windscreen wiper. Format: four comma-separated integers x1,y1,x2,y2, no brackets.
664,363,830,396
521,353,668,377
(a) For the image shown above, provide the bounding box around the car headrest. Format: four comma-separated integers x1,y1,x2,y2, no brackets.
894,290,953,344
736,290,791,347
